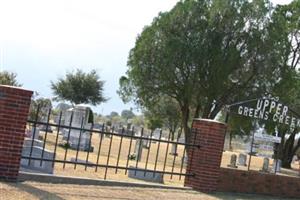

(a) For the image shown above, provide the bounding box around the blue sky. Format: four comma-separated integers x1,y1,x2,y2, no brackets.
0,0,292,115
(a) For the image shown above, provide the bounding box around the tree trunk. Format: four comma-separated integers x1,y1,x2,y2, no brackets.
193,103,201,119
281,145,294,168
280,133,296,169
180,103,190,145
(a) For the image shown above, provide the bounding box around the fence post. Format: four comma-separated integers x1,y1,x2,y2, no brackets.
0,85,33,181
184,119,227,192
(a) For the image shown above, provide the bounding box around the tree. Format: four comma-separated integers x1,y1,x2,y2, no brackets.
146,96,182,140
109,111,119,118
0,71,22,86
119,0,280,143
144,110,163,132
29,97,52,122
132,115,145,127
111,115,124,127
51,69,107,106
272,73,300,169
225,0,300,168
121,109,135,120
258,0,300,168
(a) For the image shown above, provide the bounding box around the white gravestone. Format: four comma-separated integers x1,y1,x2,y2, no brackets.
272,159,282,173
227,154,238,168
134,139,143,161
21,137,54,174
261,157,269,172
27,127,40,140
237,153,247,166
128,166,163,183
152,129,161,139
142,136,150,149
170,143,178,156
63,105,93,151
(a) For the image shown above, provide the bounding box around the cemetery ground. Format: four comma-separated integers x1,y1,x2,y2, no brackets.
32,130,299,186
32,131,189,185
34,130,188,185
0,181,297,200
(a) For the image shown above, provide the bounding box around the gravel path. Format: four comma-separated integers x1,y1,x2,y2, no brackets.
0,181,295,200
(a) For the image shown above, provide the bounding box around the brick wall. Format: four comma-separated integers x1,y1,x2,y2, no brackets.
0,85,33,181
184,119,227,192
182,117,300,198
218,168,300,198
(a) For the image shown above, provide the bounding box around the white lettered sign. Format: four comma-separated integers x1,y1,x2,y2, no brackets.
235,98,300,129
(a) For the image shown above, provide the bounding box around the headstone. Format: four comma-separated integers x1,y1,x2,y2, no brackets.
20,138,55,174
68,132,93,152
23,138,43,148
261,157,269,172
142,136,150,148
128,166,163,183
39,124,53,133
29,128,40,140
70,157,95,167
152,129,161,139
134,139,143,161
272,159,282,173
93,123,103,130
227,154,238,168
170,143,178,156
126,123,132,132
62,105,93,151
117,128,124,135
127,128,135,137
237,153,247,166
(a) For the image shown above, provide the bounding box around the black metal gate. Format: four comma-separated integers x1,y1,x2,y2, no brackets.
21,106,199,184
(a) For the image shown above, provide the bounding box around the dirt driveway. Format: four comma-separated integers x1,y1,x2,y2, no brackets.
0,181,295,200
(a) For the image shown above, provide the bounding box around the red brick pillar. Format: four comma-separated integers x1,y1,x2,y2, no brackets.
0,85,33,181
184,119,227,192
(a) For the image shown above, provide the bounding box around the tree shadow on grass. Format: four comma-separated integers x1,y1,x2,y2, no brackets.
8,182,65,200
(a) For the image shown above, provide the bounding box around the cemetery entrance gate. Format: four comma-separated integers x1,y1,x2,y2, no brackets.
1,86,299,198
0,85,230,193
21,105,200,184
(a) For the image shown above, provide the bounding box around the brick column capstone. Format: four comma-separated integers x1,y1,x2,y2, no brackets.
0,85,33,181
184,119,227,192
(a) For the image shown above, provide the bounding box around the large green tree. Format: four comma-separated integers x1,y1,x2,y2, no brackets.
270,0,300,168
119,0,281,143
51,69,107,106
0,71,22,86
226,0,300,168
274,73,300,168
